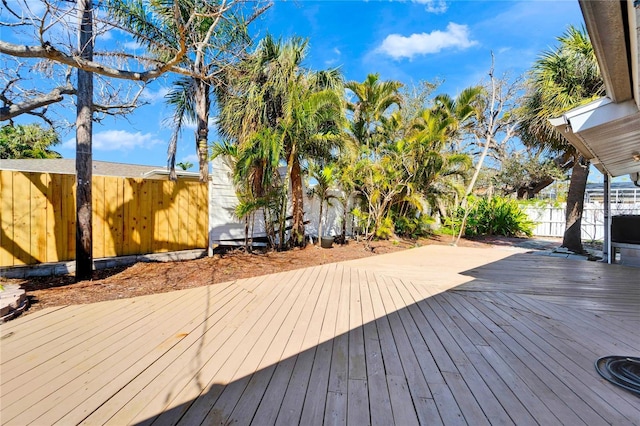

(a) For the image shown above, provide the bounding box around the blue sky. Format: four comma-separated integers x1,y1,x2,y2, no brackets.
7,0,586,171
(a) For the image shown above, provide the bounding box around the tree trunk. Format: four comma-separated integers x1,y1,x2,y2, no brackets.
195,78,210,182
562,156,589,253
318,197,324,243
341,197,348,243
289,153,305,247
244,215,249,250
75,0,94,282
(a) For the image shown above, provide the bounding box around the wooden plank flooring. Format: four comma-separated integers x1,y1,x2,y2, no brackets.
1,246,638,425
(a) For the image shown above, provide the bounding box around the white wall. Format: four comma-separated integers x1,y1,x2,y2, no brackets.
209,157,354,247
304,189,356,239
209,157,267,246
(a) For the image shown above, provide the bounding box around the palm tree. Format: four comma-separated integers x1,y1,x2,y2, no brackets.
176,161,193,170
215,35,344,247
163,9,251,182
212,131,283,249
280,73,344,246
345,74,403,155
431,86,482,150
519,25,604,253
307,163,339,242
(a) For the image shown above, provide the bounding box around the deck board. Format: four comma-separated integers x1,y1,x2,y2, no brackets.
1,246,639,425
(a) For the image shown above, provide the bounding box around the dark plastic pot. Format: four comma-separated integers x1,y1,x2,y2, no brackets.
320,236,334,249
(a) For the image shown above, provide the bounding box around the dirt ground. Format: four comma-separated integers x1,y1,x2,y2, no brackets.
2,235,559,315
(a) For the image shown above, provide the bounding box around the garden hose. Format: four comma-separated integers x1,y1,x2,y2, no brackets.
595,356,640,397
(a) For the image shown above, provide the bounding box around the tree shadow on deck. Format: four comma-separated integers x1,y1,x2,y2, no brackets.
122,254,640,426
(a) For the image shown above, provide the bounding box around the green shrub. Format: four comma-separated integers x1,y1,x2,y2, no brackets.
375,216,395,239
457,196,534,237
394,214,434,239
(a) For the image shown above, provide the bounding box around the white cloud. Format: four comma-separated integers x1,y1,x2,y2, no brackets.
64,130,163,151
377,22,477,60
123,41,142,51
325,47,342,66
141,86,170,104
412,0,448,14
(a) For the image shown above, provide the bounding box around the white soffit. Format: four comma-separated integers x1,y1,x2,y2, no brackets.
550,97,640,177
579,0,633,103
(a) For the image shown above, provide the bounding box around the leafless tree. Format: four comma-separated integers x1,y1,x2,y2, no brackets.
0,0,265,280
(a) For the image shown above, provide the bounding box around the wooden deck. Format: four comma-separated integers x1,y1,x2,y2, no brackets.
1,246,639,425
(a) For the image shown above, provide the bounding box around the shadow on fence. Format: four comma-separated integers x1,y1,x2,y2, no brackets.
0,171,208,268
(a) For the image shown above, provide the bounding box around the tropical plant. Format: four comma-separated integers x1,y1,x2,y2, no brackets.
345,73,403,156
431,85,482,149
176,161,193,170
215,35,344,247
519,25,604,253
341,80,481,240
0,124,61,159
307,163,339,242
455,196,534,237
212,131,284,249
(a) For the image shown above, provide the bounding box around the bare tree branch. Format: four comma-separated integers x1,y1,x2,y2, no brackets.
0,83,75,121
93,82,147,116
0,39,188,82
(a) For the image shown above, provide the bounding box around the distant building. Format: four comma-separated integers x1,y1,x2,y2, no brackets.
0,158,200,180
585,182,640,204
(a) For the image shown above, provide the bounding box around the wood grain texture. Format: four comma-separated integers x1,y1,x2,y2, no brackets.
1,246,638,425
0,171,208,266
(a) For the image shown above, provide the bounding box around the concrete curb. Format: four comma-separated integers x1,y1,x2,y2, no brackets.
0,249,207,279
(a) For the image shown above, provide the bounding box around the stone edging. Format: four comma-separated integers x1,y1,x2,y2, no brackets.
0,249,207,279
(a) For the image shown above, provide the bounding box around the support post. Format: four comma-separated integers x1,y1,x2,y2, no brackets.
603,173,611,263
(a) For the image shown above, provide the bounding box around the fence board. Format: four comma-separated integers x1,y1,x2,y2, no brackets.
138,179,152,255
1,171,14,266
93,176,105,259
152,180,167,253
187,183,197,248
12,172,32,265
122,178,135,256
30,173,48,263
0,171,208,268
197,182,208,247
43,173,57,263
50,173,65,262
103,177,118,258
114,177,125,256
178,180,189,249
167,181,180,252
63,174,76,260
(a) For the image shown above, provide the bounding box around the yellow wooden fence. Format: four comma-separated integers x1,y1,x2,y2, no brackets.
0,171,208,267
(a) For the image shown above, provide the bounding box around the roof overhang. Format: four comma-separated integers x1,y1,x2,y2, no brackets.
551,1,640,178
579,0,638,106
549,98,640,176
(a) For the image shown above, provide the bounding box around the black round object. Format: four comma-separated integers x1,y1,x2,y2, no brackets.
595,356,640,396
